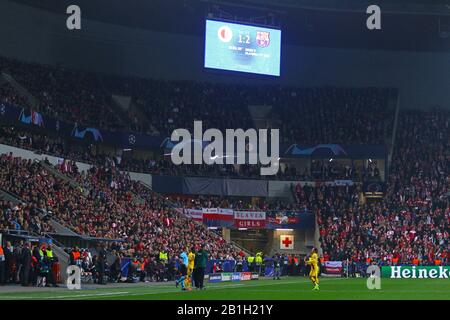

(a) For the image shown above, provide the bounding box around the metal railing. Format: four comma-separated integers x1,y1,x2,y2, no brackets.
2,228,32,236
388,93,401,170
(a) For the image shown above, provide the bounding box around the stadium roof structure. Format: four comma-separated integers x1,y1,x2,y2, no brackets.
7,0,450,51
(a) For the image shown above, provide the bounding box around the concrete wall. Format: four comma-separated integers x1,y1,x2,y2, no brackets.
222,228,231,243
1,0,449,111
0,143,93,172
127,171,152,187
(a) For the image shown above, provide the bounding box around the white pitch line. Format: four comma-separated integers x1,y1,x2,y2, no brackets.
0,278,349,300
56,278,350,299
70,279,341,299
68,284,249,299
1,291,130,300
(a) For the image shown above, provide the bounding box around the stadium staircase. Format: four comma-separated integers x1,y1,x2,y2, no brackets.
39,160,90,196
129,99,161,134
1,159,109,240
247,104,273,130
0,72,40,109
137,181,180,209
231,241,253,256
111,94,132,113
130,98,159,133
387,92,401,169
0,188,25,205
110,93,156,134
41,233,70,283
1,159,125,277
47,219,80,237
97,75,139,130
37,160,148,243
290,183,324,255
40,159,146,206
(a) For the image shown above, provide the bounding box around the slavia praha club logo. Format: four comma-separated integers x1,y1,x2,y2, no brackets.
218,25,233,42
256,31,270,48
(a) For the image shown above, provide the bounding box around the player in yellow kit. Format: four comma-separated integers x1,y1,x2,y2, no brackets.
186,247,196,289
306,247,320,290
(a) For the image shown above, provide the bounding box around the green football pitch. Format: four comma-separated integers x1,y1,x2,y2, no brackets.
0,277,449,300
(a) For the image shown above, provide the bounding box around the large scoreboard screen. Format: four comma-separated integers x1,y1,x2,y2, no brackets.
204,19,281,76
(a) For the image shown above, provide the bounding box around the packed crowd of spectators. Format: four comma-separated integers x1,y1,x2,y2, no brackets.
101,73,395,145
170,194,299,212
0,123,381,182
310,159,381,181
0,200,51,235
0,153,54,234
0,82,29,108
101,76,255,136
1,55,395,145
294,107,449,265
122,158,382,182
0,154,241,268
296,183,448,265
1,54,448,271
0,56,129,132
277,87,394,145
0,55,396,183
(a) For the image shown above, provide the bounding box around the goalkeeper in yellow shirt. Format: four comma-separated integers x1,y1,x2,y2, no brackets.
306,247,320,290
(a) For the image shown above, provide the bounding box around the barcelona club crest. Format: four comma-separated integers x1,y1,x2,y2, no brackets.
256,31,270,48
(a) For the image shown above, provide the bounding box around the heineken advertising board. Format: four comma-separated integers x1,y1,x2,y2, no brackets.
382,266,450,279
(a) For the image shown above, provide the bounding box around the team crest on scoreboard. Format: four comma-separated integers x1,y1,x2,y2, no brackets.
256,31,270,48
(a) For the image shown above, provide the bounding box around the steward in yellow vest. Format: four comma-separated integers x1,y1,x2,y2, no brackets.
159,251,168,263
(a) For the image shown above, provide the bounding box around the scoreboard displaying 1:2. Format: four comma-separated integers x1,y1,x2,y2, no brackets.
204,19,281,77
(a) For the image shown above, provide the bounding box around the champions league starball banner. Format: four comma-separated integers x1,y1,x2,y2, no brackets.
1,101,385,160
0,101,165,150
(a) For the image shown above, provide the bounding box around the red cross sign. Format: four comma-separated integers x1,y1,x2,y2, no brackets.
280,235,294,250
